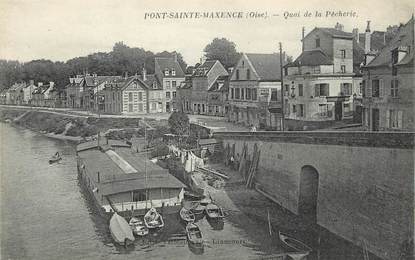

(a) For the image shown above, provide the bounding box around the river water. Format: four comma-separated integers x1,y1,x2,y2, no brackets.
1,122,291,260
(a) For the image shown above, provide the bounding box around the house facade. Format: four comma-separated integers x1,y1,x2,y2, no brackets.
103,76,148,115
284,24,363,122
31,82,55,107
228,53,284,129
178,60,229,116
361,17,414,131
22,80,37,105
66,75,85,109
7,82,26,105
154,57,185,112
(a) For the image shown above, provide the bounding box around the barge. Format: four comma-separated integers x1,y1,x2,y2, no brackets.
76,139,185,218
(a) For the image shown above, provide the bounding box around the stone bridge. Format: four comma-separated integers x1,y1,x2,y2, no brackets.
213,131,414,260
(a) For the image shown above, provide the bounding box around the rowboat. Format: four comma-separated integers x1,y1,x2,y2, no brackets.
189,202,206,215
109,212,135,246
186,222,203,247
278,231,312,253
129,217,149,236
49,154,62,164
180,207,195,223
205,203,224,220
144,207,164,229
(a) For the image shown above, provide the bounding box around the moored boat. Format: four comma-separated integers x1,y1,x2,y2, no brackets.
129,217,149,236
189,202,205,215
144,207,164,229
49,154,62,164
180,207,195,223
186,222,203,247
278,231,312,253
109,212,135,246
205,203,224,220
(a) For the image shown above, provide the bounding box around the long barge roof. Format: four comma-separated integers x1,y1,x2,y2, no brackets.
76,140,186,195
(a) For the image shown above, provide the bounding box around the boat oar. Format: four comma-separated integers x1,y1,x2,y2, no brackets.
267,208,272,236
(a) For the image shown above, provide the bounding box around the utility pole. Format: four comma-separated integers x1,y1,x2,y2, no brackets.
279,42,285,131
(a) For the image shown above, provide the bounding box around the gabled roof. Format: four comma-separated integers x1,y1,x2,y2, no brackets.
104,76,148,91
365,18,414,68
138,74,162,90
193,60,217,77
84,76,120,87
32,84,52,95
9,82,26,92
285,49,333,67
208,75,229,92
155,57,185,78
245,53,283,81
310,27,354,39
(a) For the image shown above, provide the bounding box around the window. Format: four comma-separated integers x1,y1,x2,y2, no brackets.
133,191,146,202
138,92,142,101
341,65,346,73
315,84,329,96
284,85,289,96
341,83,352,96
247,69,251,80
316,38,320,48
387,110,403,129
242,61,245,68
241,88,245,100
362,80,366,98
298,104,304,117
164,70,169,76
172,81,176,88
236,69,240,80
231,88,234,99
202,104,205,113
151,103,156,110
252,89,257,100
292,105,297,114
172,70,176,76
391,79,399,98
235,88,240,99
372,79,380,97
343,103,350,113
138,103,143,112
270,90,278,101
128,104,133,112
340,50,346,59
173,91,176,98
246,88,251,100
298,84,303,96
166,92,171,99
319,104,328,116
166,81,171,89
313,66,321,74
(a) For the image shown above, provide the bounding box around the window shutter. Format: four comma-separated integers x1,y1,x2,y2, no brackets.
386,110,390,128
315,85,320,96
398,111,403,129
326,84,330,96
379,79,384,97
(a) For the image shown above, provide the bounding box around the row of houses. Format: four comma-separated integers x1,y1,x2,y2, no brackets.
1,18,412,131
0,80,62,107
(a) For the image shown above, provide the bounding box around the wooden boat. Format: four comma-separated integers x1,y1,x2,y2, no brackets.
278,231,312,253
129,217,149,236
49,154,62,164
189,202,205,215
144,207,164,229
186,223,203,247
184,191,204,200
205,203,224,220
180,207,195,222
109,212,135,246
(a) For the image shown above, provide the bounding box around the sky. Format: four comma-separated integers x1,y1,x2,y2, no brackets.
0,0,413,66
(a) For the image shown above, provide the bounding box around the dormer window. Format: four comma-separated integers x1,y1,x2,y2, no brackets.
164,69,169,76
153,82,157,89
172,69,176,76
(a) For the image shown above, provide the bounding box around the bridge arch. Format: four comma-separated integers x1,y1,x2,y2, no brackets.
298,165,319,221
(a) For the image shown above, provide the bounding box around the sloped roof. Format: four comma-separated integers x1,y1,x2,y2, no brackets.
358,31,395,52
32,85,51,95
245,53,283,81
317,27,353,39
103,76,149,91
366,18,414,68
208,75,229,92
9,82,26,92
155,57,185,78
286,49,333,67
138,74,162,90
193,60,217,76
84,76,120,87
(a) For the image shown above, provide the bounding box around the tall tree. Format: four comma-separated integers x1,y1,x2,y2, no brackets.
204,38,240,68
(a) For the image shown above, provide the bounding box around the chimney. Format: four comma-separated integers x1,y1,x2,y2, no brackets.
352,28,359,43
142,66,147,81
49,82,54,89
302,27,305,51
365,21,371,54
29,80,34,86
38,82,43,87
173,53,178,62
124,71,128,79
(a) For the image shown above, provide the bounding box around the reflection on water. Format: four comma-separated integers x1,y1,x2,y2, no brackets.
0,123,287,260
